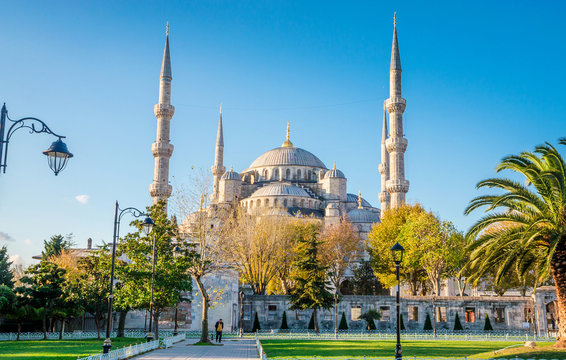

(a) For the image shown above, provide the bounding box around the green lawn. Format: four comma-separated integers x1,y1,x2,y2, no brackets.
260,339,564,359
0,337,142,360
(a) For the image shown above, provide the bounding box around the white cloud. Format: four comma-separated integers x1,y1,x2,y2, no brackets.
9,254,24,266
75,194,90,204
24,239,32,245
0,232,14,242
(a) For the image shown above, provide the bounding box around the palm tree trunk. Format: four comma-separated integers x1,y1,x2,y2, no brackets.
551,242,566,348
195,276,211,343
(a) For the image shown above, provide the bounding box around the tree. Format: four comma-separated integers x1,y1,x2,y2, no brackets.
0,247,14,288
0,285,15,319
288,223,334,333
444,233,471,297
423,313,433,331
464,139,566,347
116,201,194,340
16,261,67,339
484,314,493,331
453,312,463,331
252,312,261,332
280,311,289,330
41,234,73,260
351,260,387,295
338,312,348,330
359,309,381,330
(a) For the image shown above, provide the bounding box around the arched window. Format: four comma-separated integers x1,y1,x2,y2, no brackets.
263,169,268,180
300,199,305,207
265,198,269,207
285,168,291,180
274,168,279,180
274,199,278,207
257,199,261,208
283,199,288,207
293,199,297,207
309,200,313,208
249,201,253,209
297,169,301,180
307,170,312,181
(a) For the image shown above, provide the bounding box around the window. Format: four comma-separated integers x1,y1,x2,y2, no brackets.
307,170,312,180
495,308,505,323
295,311,304,321
408,306,418,322
380,306,390,321
297,169,302,180
285,169,290,180
263,169,268,179
268,305,277,311
300,199,305,207
351,306,361,321
243,304,252,320
265,199,269,206
274,169,279,180
283,199,288,207
436,307,447,322
268,305,278,320
465,307,476,323
274,199,278,207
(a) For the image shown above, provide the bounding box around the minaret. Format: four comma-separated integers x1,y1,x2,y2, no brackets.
149,23,175,205
385,13,409,208
378,108,390,213
211,104,226,202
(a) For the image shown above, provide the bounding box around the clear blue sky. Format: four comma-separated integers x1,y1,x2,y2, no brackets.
1,1,565,266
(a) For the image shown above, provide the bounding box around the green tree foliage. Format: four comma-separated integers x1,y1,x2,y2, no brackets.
6,301,42,340
252,312,261,332
423,313,433,331
351,260,386,295
288,223,334,333
453,312,463,331
16,261,67,339
115,201,194,340
0,285,15,317
484,314,493,331
41,234,73,260
464,139,566,346
280,311,289,330
338,312,348,330
359,309,381,330
0,247,14,288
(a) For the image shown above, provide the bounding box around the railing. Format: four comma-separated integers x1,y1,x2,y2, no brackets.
77,339,160,360
162,333,185,348
264,358,562,360
255,334,267,360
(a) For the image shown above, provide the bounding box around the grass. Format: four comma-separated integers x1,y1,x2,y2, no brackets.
260,339,564,359
0,337,141,360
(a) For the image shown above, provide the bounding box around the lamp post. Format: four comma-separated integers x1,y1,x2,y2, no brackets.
391,242,405,360
239,291,245,337
102,203,153,354
146,219,157,342
172,246,182,336
0,103,73,175
432,292,437,339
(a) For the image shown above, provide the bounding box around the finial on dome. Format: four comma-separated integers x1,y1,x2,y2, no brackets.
230,164,233,172
333,162,336,170
282,122,294,148
166,21,169,36
357,191,363,209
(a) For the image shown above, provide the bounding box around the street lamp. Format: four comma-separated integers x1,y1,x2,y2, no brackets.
391,242,405,360
432,292,437,339
102,202,151,354
0,103,73,175
145,216,157,342
239,291,245,337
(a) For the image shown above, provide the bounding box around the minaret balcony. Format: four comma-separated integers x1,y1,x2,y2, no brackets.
378,191,390,203
149,183,173,197
386,179,409,194
154,104,175,118
152,142,174,157
378,163,388,174
385,137,408,153
211,165,226,176
385,97,406,113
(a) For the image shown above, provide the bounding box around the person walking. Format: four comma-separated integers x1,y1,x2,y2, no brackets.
214,318,224,343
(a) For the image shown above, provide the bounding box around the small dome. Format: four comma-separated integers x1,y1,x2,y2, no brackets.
324,166,345,179
347,193,372,207
221,169,241,181
246,147,327,170
250,182,311,198
347,208,380,223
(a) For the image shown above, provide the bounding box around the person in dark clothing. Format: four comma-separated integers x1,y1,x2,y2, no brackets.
214,319,224,343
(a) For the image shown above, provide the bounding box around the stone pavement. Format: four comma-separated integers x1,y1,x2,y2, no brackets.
132,339,259,360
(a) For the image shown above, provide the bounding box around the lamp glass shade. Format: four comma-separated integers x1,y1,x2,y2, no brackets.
42,139,73,175
390,242,405,263
173,246,182,258
142,217,155,235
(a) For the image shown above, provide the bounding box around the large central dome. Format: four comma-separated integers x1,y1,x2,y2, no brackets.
246,146,327,170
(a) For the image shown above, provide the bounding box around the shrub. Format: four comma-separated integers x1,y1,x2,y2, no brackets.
484,314,493,331
423,313,433,331
454,312,463,331
338,312,348,330
252,312,261,332
359,309,380,330
280,311,289,330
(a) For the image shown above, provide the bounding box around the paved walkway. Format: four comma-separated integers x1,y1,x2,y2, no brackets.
132,339,259,360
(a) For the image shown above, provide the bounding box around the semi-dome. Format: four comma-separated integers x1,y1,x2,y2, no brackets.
246,147,327,170
347,208,380,223
250,182,311,198
347,193,372,207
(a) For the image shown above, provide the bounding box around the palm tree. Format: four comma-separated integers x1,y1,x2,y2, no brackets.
464,139,566,348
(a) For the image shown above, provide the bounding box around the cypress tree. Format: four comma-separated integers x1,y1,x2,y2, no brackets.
252,312,261,332
307,312,315,329
454,312,463,331
368,319,377,330
484,314,493,331
423,313,433,331
338,312,348,330
280,311,289,330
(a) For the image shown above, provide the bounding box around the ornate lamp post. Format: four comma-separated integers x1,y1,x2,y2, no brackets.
0,103,73,175
391,242,405,360
146,217,157,342
102,204,153,354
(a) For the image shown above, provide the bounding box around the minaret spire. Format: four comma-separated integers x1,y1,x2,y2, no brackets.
378,108,390,213
384,14,409,208
211,104,226,203
282,122,294,148
150,23,175,207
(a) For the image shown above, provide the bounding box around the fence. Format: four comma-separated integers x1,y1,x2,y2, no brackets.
162,333,185,348
255,334,267,360
77,339,160,360
264,358,563,360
